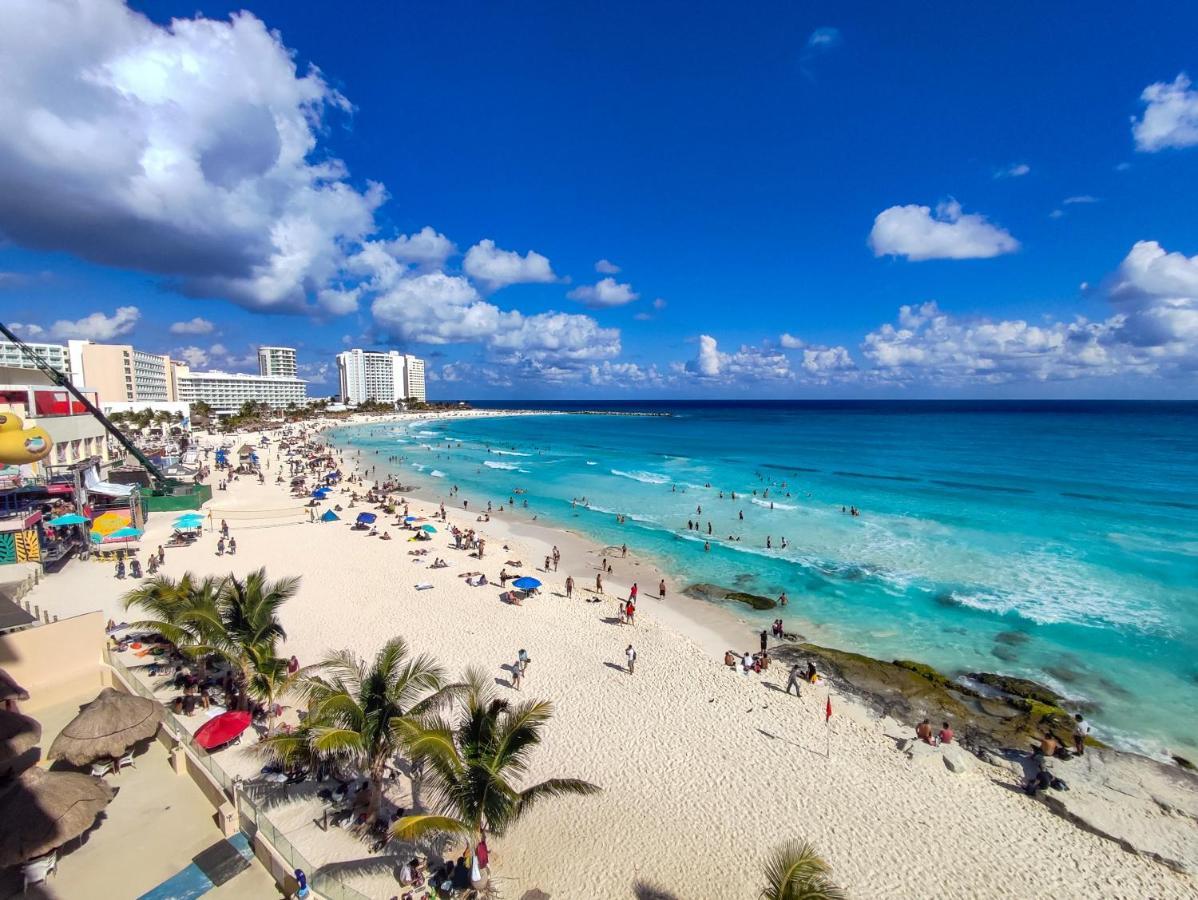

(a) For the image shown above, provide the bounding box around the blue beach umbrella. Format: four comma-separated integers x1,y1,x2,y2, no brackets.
512,577,541,590
403,516,419,523
320,509,340,522
356,512,377,525
108,527,143,540
311,488,329,498
47,513,88,526
420,524,437,533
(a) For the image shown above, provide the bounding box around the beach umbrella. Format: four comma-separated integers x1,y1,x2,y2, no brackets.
311,488,329,498
46,513,88,527
0,767,114,866
320,509,340,522
194,711,251,751
174,512,204,522
512,577,541,590
106,527,143,541
403,516,419,523
48,688,162,766
0,710,41,774
420,524,438,533
90,512,128,536
356,512,378,525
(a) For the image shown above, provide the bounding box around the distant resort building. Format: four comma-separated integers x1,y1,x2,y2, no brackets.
337,349,426,405
0,340,72,378
175,369,307,415
67,340,174,403
257,345,297,379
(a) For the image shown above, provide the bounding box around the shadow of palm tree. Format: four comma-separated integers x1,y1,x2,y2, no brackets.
633,878,680,899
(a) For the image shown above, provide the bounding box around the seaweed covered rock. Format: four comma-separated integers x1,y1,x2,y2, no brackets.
967,672,1064,706
683,583,775,611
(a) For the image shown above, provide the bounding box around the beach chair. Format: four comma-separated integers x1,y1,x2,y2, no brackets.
116,750,136,772
22,851,56,892
90,759,114,777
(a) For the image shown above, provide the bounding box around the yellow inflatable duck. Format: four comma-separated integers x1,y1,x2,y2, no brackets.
0,412,53,465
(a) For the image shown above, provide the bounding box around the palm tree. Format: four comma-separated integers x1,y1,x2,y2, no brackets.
123,568,298,711
208,569,296,709
122,572,226,672
758,840,846,900
393,668,600,851
246,647,290,734
259,637,456,823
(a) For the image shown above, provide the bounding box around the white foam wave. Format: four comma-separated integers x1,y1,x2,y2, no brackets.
586,461,597,466
751,497,797,510
491,449,531,456
484,461,520,470
430,470,446,478
410,463,426,471
415,430,438,437
610,469,670,485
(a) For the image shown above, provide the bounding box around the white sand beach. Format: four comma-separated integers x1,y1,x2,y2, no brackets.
28,415,1198,899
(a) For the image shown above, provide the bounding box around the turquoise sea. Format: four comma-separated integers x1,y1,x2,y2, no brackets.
328,401,1198,758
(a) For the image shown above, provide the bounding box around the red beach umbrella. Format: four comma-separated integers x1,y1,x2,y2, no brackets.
194,711,252,750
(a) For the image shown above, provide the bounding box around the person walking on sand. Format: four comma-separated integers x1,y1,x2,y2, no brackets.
596,572,603,594
511,660,523,691
565,576,574,598
625,644,636,675
629,582,638,602
760,629,768,653
786,663,803,697
216,537,225,556
552,546,560,570
658,579,666,600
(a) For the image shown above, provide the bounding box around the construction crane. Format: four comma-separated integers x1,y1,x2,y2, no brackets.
0,320,175,490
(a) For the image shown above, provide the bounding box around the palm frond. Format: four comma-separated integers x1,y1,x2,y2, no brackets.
759,840,846,900
392,813,473,842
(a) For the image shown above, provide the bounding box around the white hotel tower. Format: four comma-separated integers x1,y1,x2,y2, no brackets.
337,349,426,405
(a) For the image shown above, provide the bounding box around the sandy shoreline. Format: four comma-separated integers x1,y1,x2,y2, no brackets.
24,413,1198,898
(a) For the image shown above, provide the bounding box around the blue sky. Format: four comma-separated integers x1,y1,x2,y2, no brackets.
1,0,1197,398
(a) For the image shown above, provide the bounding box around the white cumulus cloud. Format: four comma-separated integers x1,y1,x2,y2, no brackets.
595,259,621,274
1133,73,1198,152
45,306,141,340
463,239,557,291
385,226,457,270
995,163,1031,178
169,317,215,335
567,277,640,308
869,200,1019,261
0,0,383,313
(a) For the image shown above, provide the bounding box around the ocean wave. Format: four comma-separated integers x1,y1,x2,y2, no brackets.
585,461,597,466
410,463,426,471
414,430,438,437
751,497,797,510
393,438,409,444
430,470,446,478
484,461,520,470
610,469,670,485
491,449,531,456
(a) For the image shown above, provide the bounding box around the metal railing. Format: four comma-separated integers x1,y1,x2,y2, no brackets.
107,651,373,900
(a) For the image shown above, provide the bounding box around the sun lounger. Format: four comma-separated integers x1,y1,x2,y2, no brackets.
415,583,434,590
